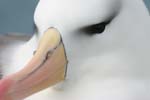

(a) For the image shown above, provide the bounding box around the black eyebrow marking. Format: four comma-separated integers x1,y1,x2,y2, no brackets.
80,20,111,35
79,8,121,35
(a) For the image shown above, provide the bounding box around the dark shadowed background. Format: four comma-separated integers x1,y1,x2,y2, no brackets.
0,0,149,35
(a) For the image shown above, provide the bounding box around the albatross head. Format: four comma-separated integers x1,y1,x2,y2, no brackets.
1,0,150,100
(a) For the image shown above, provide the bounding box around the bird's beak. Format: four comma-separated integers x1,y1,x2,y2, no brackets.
0,28,68,100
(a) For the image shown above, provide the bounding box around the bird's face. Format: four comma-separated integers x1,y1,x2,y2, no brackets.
34,0,130,82
0,0,124,99
1,0,150,99
34,0,122,72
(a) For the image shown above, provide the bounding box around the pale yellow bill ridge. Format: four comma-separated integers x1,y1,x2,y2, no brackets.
0,28,68,100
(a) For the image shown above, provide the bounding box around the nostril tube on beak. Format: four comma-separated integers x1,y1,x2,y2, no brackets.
0,28,68,100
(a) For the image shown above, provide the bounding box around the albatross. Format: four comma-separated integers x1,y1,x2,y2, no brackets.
0,0,150,100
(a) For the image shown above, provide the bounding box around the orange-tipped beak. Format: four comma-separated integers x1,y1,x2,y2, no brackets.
0,28,68,100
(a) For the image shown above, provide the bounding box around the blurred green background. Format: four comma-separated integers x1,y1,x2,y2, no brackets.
0,0,149,35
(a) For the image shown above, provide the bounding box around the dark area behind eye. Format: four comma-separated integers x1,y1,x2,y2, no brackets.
80,20,111,35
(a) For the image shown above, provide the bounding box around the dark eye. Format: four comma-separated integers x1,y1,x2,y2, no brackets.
80,20,111,35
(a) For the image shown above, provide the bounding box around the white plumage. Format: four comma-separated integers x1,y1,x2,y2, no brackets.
1,0,150,100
